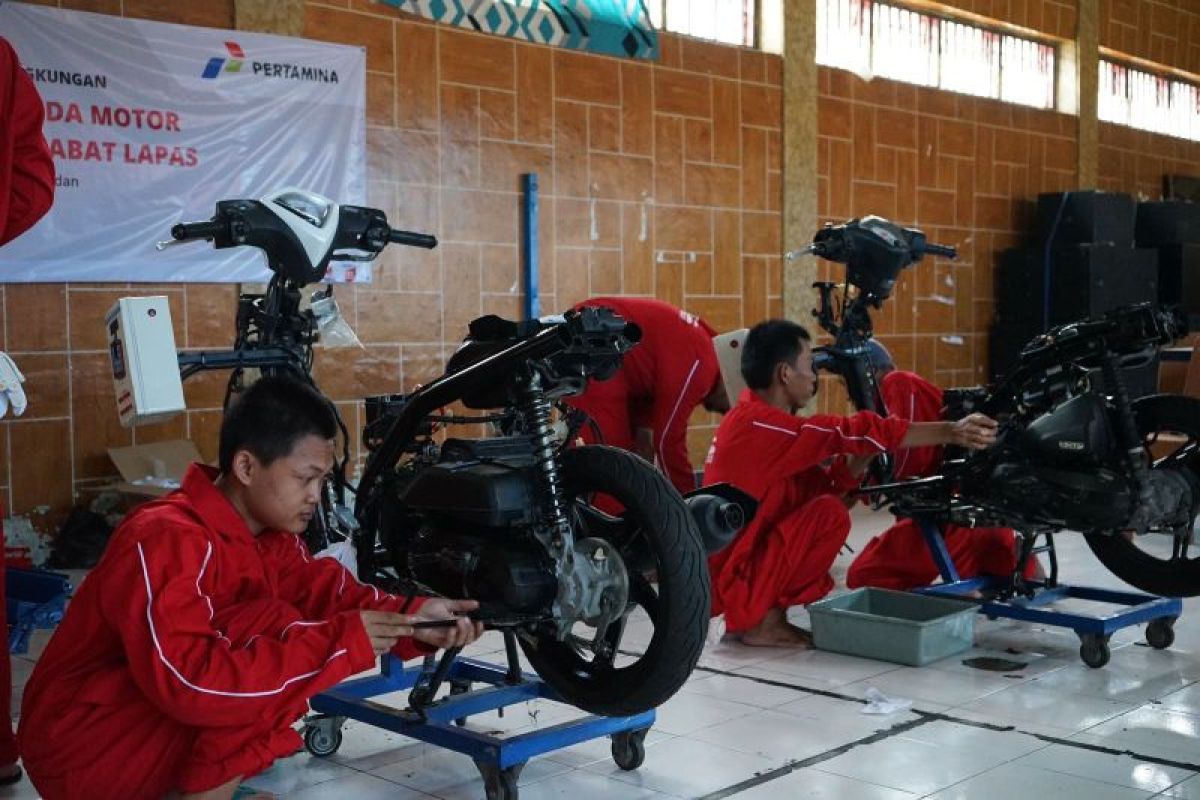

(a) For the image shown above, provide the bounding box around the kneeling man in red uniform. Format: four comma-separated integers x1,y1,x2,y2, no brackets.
847,344,1040,590
704,321,999,646
18,376,484,799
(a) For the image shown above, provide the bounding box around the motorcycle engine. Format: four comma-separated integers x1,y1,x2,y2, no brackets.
405,524,558,614
984,461,1133,529
970,393,1135,529
1019,393,1114,468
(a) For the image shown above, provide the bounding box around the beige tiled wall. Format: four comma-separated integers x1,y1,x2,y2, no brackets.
9,0,1200,530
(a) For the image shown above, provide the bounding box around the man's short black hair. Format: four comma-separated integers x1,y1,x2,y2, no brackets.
740,320,812,390
218,375,338,473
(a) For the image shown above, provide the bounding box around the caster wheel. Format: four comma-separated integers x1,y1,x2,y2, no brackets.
1147,617,1176,650
483,765,521,800
303,722,343,758
611,728,648,771
1079,634,1111,669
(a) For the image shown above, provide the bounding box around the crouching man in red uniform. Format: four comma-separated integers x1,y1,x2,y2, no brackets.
568,297,728,494
847,344,1039,590
704,321,999,646
18,376,484,799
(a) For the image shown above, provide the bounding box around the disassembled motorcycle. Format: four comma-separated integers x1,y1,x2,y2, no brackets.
803,216,1200,652
163,187,754,717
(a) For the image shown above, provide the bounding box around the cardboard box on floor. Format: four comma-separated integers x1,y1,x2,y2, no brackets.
107,439,203,499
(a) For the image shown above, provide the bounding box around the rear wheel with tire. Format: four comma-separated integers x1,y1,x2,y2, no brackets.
519,445,710,717
1083,395,1200,597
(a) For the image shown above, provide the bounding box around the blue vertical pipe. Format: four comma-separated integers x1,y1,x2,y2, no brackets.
521,173,539,321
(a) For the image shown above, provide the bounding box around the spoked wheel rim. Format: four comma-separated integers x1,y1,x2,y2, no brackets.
1083,395,1200,597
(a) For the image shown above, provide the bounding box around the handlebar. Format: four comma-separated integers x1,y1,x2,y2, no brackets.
922,242,957,259
171,220,228,242
389,229,438,249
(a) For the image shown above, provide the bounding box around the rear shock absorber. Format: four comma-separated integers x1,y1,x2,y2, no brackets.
520,371,573,554
1102,355,1153,531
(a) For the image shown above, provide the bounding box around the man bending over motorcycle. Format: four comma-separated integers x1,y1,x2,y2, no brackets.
846,341,1042,591
704,321,999,647
17,375,484,799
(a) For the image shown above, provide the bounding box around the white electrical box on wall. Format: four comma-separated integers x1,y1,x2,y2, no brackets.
106,296,185,427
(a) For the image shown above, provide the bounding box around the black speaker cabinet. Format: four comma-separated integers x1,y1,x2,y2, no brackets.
1035,191,1136,247
996,245,1157,327
989,319,1047,382
1136,201,1200,246
1154,244,1200,313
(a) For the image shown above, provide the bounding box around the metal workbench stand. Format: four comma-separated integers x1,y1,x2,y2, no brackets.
912,514,1183,668
303,631,653,800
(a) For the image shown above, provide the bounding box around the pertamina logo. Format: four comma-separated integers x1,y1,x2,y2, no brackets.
201,41,245,79
199,40,339,84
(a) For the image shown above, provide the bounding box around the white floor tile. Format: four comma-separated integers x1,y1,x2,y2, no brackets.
743,648,902,686
650,688,759,735
1014,743,1192,794
580,735,779,797
927,762,1158,799
281,772,432,799
726,766,918,799
843,664,1016,707
1081,705,1200,764
895,719,1048,760
240,752,358,793
814,734,1015,795
1159,772,1200,798
474,768,680,800
680,670,812,708
371,748,571,796
953,681,1139,732
687,707,878,762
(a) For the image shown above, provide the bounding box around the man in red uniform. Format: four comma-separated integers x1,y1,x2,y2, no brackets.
568,297,728,495
0,36,55,788
1,37,55,247
704,321,999,646
17,376,484,799
847,344,1039,590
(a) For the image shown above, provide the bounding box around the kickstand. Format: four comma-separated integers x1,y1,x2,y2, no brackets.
503,630,523,685
408,646,462,713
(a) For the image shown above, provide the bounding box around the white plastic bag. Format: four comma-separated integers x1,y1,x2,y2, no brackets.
311,291,363,350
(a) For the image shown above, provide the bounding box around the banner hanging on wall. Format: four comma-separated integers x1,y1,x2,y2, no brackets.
0,3,369,283
382,0,658,60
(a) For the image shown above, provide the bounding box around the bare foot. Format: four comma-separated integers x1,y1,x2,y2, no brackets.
737,608,813,647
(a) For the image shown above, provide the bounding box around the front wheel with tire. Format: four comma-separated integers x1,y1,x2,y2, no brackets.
1083,395,1200,597
519,446,710,717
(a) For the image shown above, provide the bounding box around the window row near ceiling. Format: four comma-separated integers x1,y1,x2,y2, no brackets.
1100,60,1200,143
814,0,1055,110
646,0,1200,144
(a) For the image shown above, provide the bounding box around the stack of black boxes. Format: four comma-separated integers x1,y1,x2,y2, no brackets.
992,190,1159,397
1135,201,1200,330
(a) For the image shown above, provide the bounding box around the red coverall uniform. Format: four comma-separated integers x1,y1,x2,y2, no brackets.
1,36,55,772
568,297,719,494
704,389,910,633
846,370,1033,590
18,465,431,798
1,38,55,247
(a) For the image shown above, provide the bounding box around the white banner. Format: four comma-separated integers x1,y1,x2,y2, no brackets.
0,3,369,283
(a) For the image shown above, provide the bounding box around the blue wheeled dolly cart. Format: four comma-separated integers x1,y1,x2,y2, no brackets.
303,631,654,800
912,515,1183,668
